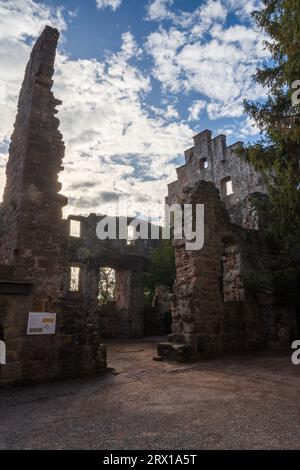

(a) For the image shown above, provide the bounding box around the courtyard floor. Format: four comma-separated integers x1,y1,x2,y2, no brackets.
0,337,299,450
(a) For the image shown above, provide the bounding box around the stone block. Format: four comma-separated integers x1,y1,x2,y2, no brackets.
157,342,192,362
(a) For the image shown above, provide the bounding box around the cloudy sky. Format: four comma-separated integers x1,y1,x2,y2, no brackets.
0,0,268,219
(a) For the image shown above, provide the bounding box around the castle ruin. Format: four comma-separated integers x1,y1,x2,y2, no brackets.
0,26,298,384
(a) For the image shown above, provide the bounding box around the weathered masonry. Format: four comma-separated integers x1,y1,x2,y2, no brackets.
158,132,298,361
0,27,106,385
66,214,157,339
167,129,266,229
0,27,156,385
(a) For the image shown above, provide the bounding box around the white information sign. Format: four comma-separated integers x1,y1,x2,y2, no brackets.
27,312,56,335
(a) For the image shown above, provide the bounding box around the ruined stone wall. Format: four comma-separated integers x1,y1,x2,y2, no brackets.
164,181,296,358
67,214,154,265
67,214,156,338
167,130,266,229
0,284,106,385
169,182,231,352
0,27,107,385
0,27,67,302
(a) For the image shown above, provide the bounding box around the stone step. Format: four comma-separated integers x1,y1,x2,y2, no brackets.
157,342,192,362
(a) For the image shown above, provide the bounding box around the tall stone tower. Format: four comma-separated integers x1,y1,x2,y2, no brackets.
0,26,67,299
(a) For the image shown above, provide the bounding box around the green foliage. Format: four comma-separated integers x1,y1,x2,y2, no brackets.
242,0,300,311
98,267,116,306
144,240,176,304
244,0,300,168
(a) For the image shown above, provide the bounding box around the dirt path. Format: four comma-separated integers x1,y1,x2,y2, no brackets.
0,338,299,449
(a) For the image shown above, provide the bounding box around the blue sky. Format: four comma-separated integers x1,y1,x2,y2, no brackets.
0,0,267,218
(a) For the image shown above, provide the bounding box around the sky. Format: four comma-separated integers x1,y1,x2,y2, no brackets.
0,0,268,220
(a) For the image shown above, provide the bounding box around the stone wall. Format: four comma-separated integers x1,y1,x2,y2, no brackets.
159,181,297,360
0,285,107,385
0,27,107,386
169,182,231,353
167,130,266,229
67,214,157,338
0,27,67,301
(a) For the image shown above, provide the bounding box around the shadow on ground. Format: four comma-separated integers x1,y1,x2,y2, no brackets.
0,337,299,450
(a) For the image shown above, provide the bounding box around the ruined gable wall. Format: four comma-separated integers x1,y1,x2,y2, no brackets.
0,26,67,300
167,130,266,229
0,27,107,385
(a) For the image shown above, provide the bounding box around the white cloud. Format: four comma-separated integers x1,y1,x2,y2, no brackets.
145,0,268,120
146,0,174,22
120,31,142,59
0,0,67,142
188,100,206,122
145,28,186,92
0,0,193,219
217,116,260,141
239,116,260,138
0,0,67,194
0,0,268,219
149,104,179,120
164,104,179,119
225,0,262,19
96,0,122,11
202,0,227,19
0,0,66,42
146,0,226,29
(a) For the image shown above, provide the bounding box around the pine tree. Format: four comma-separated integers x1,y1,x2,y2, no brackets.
243,0,300,314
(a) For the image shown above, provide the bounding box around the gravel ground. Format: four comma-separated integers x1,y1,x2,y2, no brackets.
0,337,299,450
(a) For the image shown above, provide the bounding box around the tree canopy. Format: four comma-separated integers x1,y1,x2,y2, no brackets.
242,0,300,312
